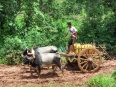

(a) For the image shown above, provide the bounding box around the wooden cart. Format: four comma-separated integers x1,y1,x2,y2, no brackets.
59,43,111,73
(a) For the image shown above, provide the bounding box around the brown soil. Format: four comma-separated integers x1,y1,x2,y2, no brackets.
0,60,116,87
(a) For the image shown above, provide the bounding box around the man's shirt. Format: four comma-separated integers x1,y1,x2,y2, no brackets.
67,26,77,38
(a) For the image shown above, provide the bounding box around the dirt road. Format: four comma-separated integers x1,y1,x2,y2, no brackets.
0,60,116,87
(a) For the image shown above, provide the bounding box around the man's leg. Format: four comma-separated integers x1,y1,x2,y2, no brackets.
66,44,70,54
72,39,75,52
66,38,72,54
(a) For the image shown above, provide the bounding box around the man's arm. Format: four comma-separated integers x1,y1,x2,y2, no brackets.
62,32,68,40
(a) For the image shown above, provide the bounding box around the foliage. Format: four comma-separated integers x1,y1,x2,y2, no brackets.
88,74,116,87
0,36,24,65
0,0,116,64
112,70,116,80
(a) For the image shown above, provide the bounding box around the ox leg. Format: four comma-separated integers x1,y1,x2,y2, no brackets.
29,66,34,76
36,66,41,78
54,59,64,76
51,65,56,76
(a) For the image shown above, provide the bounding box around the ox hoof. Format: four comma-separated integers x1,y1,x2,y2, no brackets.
21,63,24,66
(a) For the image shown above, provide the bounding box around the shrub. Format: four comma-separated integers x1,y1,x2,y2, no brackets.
0,36,25,65
112,70,116,80
88,75,114,87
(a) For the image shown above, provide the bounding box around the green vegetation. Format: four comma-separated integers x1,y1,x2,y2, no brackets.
0,0,116,64
112,70,116,80
88,70,116,87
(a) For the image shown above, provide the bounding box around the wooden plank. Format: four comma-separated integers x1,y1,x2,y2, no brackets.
58,52,77,57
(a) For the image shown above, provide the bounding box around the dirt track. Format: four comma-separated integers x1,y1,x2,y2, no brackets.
0,60,116,87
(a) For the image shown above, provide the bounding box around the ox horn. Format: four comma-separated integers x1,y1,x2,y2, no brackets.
27,47,35,58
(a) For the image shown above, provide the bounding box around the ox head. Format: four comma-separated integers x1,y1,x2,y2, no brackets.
22,47,35,58
21,47,37,66
22,56,34,65
21,47,31,57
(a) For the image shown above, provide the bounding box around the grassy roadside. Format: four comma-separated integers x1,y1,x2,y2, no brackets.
87,70,116,87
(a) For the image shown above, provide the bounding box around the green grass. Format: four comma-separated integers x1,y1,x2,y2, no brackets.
88,74,116,87
112,70,116,80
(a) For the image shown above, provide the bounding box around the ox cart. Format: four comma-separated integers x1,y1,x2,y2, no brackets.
59,43,111,73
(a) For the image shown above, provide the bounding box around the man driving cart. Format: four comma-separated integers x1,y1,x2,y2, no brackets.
63,22,78,54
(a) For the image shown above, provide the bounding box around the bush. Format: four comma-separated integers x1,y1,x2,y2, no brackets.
112,70,116,80
88,75,114,87
0,36,25,65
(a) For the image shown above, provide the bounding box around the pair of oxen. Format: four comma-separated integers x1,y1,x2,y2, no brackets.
22,46,64,77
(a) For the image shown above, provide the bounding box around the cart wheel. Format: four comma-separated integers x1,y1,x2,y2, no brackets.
78,47,102,73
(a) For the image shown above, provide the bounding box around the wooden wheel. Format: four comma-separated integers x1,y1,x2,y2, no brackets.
78,47,102,73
